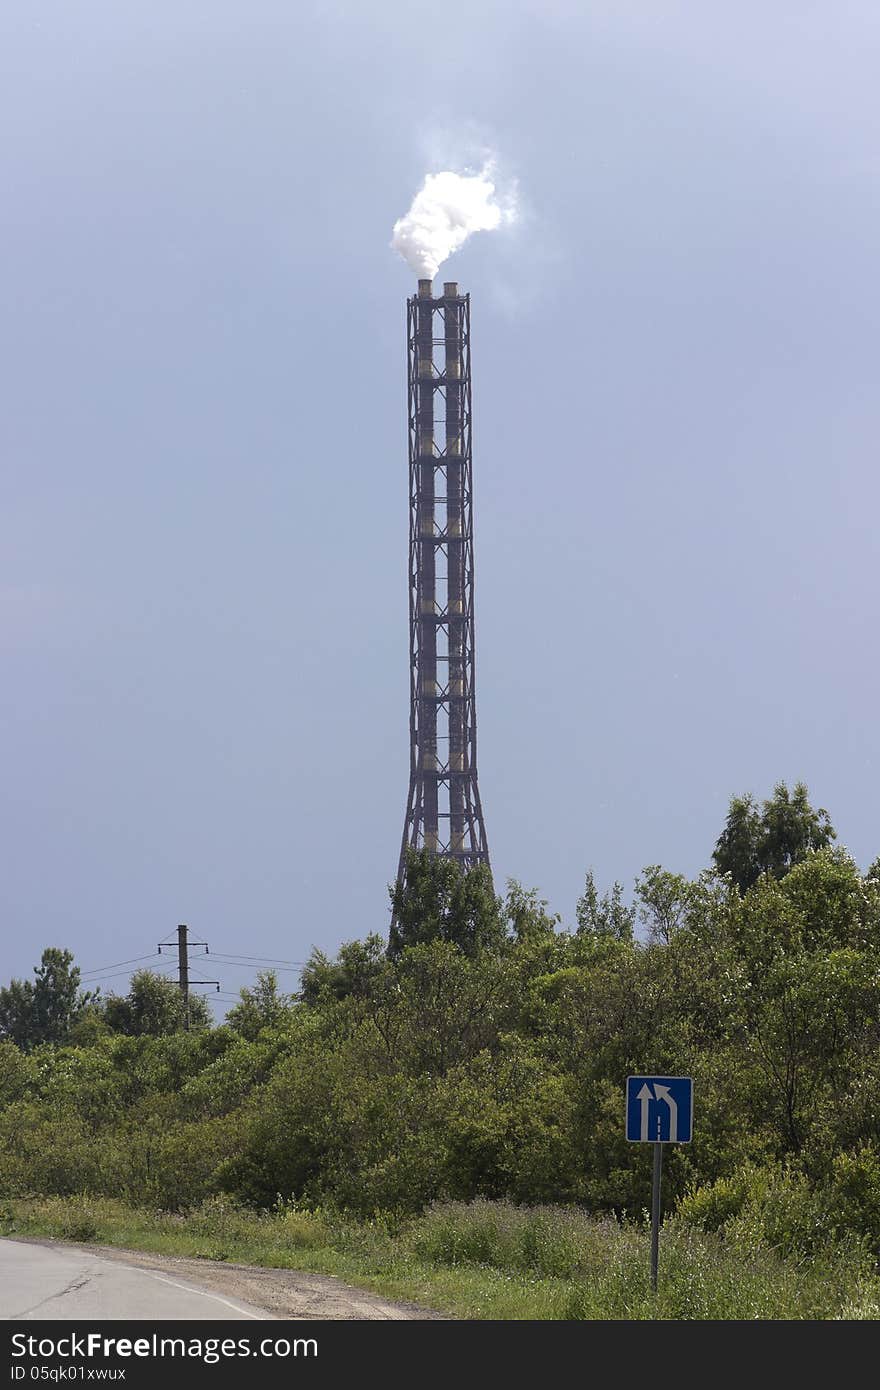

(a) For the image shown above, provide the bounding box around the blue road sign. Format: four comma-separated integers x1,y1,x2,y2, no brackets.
626,1076,693,1143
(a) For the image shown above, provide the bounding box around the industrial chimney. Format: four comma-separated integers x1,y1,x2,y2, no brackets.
393,281,491,891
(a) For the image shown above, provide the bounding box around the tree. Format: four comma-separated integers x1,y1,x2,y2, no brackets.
388,848,506,959
225,970,293,1040
711,794,762,893
713,781,836,892
504,881,561,943
575,871,634,941
102,969,211,1036
0,948,96,1051
0,979,34,1051
738,949,880,1153
366,939,514,1076
723,847,880,969
635,866,696,943
299,935,387,1005
0,1040,37,1103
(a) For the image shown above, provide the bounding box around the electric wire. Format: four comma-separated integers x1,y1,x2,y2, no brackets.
207,958,302,972
79,947,303,997
205,952,303,966
81,966,180,987
80,953,160,978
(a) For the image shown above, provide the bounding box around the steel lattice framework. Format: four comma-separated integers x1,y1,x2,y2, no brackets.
395,279,490,885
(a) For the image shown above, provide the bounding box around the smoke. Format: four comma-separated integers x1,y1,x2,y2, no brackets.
391,164,516,280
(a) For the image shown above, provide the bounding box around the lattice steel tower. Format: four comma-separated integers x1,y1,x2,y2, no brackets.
395,278,491,885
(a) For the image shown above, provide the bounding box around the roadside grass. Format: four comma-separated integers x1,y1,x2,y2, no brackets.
2,1195,877,1320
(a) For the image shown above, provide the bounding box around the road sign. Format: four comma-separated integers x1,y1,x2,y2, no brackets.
626,1075,693,1144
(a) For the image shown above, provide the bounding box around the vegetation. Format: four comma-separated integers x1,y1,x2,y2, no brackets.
0,948,97,1050
4,1194,878,1320
712,780,836,892
1,780,878,1318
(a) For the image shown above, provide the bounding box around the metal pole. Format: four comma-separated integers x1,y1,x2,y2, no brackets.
651,1141,663,1292
177,923,190,1032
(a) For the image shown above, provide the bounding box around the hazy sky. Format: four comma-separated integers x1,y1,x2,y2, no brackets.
2,2,878,1011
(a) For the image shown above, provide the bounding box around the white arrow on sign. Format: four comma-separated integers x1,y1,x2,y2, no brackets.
653,1084,678,1142
637,1083,653,1141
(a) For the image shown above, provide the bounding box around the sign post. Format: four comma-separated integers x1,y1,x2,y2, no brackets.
650,1141,662,1291
626,1075,693,1292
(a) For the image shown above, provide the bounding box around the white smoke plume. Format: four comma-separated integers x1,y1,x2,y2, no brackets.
391,165,516,280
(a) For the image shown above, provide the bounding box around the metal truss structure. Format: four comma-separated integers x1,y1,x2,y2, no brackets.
394,279,491,888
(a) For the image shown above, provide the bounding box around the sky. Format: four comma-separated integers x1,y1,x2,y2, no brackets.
2,1,878,1013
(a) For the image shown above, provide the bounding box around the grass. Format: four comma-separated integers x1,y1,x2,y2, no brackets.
2,1195,878,1320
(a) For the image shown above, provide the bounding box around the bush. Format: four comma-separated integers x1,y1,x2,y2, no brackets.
826,1146,880,1260
676,1164,772,1233
408,1199,621,1279
678,1157,879,1271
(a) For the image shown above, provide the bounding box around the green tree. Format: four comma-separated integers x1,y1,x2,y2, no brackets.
0,948,96,1051
0,980,33,1050
225,970,292,1040
711,794,763,892
68,1004,112,1047
299,934,387,1005
713,781,836,891
634,866,694,943
102,970,211,1036
504,881,561,943
575,871,635,941
720,848,876,970
388,848,506,958
0,1041,37,1105
739,949,880,1153
367,940,514,1076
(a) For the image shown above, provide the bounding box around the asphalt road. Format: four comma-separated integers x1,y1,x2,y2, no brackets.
0,1240,273,1320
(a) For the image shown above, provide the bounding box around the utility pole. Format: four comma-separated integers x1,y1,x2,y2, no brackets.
177,923,190,1031
157,924,219,1031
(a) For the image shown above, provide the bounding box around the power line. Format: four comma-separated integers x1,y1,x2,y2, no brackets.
98,965,176,982
81,953,160,978
78,932,309,1006
205,952,303,966
157,931,209,949
82,970,145,986
81,950,301,980
208,957,302,972
81,965,179,987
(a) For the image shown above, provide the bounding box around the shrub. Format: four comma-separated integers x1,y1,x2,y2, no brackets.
826,1145,880,1259
676,1164,772,1233
679,1158,878,1272
408,1199,620,1280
